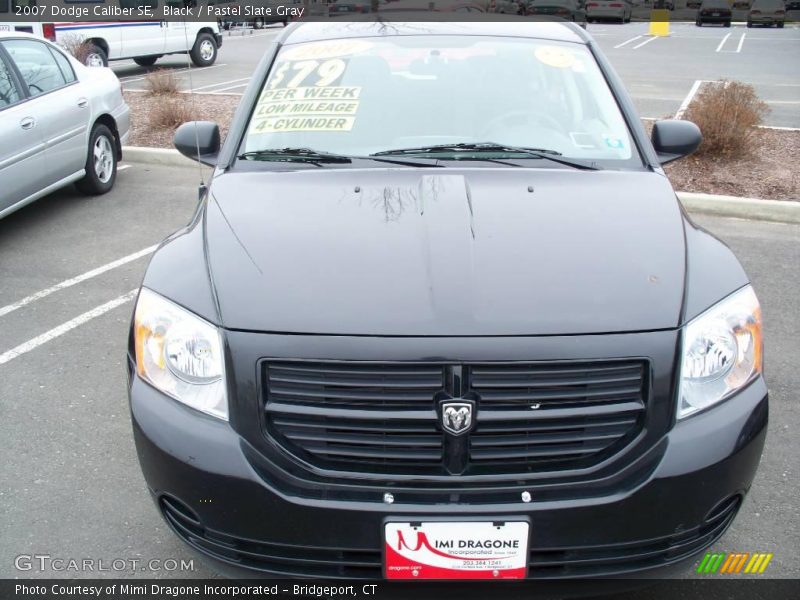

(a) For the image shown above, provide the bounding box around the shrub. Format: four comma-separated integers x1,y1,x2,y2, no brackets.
144,69,180,95
148,97,194,130
59,34,90,65
684,80,769,158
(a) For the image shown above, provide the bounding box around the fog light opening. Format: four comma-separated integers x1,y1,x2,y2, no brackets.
704,493,743,525
159,494,203,528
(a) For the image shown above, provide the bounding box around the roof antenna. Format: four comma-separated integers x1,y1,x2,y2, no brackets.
182,15,206,201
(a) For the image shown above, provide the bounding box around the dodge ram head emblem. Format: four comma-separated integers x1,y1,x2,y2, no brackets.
441,402,474,436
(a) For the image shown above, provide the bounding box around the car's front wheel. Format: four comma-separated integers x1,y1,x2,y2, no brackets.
190,33,218,67
76,123,117,195
777,21,784,28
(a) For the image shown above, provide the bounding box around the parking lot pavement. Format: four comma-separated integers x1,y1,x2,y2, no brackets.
0,161,798,580
590,22,800,126
113,21,800,128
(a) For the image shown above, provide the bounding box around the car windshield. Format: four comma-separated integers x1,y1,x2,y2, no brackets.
241,34,641,168
702,0,730,7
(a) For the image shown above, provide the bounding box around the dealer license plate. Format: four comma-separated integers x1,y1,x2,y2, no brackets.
384,521,529,580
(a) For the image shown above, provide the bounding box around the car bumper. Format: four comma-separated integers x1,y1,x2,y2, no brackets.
130,368,767,580
587,9,625,19
702,15,731,20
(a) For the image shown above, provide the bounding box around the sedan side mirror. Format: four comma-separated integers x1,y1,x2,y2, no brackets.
174,121,220,166
651,119,702,165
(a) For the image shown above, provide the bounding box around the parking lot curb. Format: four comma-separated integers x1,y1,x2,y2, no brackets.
121,147,800,224
122,146,198,169
677,192,800,225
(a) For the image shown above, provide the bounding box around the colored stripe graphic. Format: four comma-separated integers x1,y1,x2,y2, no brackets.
698,552,773,574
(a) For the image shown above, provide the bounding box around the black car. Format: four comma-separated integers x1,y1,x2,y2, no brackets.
696,0,733,25
128,21,767,582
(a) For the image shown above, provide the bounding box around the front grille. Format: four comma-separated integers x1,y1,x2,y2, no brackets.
469,361,645,467
263,360,647,477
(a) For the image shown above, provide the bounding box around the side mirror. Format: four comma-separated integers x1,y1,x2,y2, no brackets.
174,121,220,166
651,119,702,165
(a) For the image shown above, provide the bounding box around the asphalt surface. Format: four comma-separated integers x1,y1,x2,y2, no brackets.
112,21,800,127
0,160,798,584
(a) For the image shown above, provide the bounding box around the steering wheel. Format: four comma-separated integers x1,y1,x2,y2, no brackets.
481,110,564,140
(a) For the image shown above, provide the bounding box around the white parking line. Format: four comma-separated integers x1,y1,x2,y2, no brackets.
118,165,131,172
119,64,227,85
676,80,704,119
614,35,642,49
736,33,746,53
632,36,659,50
210,82,250,93
191,77,251,92
716,32,732,52
0,290,137,366
0,246,156,318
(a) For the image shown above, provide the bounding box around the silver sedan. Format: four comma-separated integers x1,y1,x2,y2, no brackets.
0,32,130,219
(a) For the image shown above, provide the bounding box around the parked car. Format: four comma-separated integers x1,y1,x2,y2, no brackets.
747,0,786,26
50,15,222,68
696,0,733,25
491,0,524,12
0,32,129,219
378,0,486,11
525,0,587,23
129,21,767,582
247,0,297,27
328,0,374,14
586,0,633,22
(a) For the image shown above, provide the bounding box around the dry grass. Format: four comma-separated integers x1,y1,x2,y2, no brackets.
144,69,181,96
684,80,770,159
59,34,90,64
148,96,195,131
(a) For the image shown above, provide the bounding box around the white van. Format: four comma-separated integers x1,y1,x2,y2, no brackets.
1,1,222,68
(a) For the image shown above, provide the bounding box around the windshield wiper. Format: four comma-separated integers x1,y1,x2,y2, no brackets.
237,148,441,168
238,147,352,166
371,142,600,171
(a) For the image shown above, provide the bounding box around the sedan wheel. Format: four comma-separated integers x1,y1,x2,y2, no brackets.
94,135,114,184
76,124,117,195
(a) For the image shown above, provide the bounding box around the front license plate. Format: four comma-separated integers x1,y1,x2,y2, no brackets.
384,521,529,580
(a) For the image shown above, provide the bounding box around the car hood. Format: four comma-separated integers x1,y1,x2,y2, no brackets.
205,168,686,336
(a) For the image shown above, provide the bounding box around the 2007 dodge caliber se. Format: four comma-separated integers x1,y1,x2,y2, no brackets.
127,21,768,580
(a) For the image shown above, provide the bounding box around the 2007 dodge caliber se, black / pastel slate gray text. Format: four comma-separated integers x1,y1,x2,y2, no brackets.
127,21,768,581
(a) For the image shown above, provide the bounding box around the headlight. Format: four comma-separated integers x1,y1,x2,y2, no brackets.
678,285,763,420
133,288,228,420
